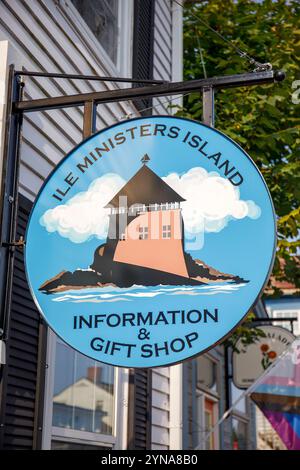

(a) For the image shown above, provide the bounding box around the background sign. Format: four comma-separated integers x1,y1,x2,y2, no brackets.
233,325,295,389
25,116,276,367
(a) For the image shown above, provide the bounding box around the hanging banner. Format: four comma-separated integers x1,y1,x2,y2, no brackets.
233,325,295,389
250,338,300,450
25,116,276,368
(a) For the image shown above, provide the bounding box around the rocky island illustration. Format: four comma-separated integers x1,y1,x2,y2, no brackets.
39,155,248,294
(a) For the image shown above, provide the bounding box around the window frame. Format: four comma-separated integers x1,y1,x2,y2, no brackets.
42,329,129,449
193,353,221,450
139,226,148,240
196,353,220,399
195,391,220,451
57,0,133,77
229,381,251,449
230,413,250,450
162,224,172,239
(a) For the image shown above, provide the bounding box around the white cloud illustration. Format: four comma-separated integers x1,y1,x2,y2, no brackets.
40,173,125,243
40,167,261,244
163,167,261,238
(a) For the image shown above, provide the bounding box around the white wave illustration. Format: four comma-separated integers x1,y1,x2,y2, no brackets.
51,283,247,303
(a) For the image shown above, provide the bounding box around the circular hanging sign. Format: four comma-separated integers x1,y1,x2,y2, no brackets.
25,116,276,368
233,325,295,389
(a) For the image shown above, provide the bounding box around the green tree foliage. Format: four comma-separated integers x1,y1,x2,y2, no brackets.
224,312,266,352
179,0,300,293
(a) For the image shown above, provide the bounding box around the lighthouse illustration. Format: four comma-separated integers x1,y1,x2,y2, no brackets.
39,155,247,293
98,154,189,279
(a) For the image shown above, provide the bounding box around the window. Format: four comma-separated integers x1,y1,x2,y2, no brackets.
193,355,220,449
231,382,246,414
231,417,247,450
272,309,300,336
204,399,216,450
71,0,119,64
230,382,250,449
196,355,218,393
52,339,115,435
162,225,171,239
195,393,219,450
139,226,148,240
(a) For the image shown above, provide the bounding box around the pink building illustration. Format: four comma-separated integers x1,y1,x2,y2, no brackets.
104,155,189,279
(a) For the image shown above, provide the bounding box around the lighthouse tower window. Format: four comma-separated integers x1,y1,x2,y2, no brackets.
139,226,148,240
162,225,172,239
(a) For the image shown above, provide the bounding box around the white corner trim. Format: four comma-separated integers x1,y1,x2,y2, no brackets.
41,328,56,449
171,0,183,82
169,363,183,450
114,367,130,449
171,0,183,111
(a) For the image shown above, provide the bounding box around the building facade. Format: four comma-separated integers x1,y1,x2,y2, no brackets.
257,276,300,450
0,0,259,450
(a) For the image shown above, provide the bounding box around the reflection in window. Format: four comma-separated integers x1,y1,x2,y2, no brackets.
52,340,114,435
231,382,246,414
231,417,247,450
71,0,119,64
196,355,217,392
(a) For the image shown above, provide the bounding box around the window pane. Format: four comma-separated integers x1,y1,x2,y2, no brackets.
196,355,218,393
231,382,246,413
52,340,115,435
51,440,109,450
71,0,119,64
232,418,247,450
52,342,75,429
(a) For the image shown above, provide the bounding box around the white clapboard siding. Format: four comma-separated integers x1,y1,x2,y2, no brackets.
151,366,170,450
0,0,137,200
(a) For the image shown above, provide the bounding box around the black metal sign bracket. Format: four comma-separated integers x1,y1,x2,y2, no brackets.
12,70,285,132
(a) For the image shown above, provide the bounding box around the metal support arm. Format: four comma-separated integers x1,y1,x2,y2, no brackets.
13,70,285,114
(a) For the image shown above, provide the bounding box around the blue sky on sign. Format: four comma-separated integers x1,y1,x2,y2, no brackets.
27,116,274,283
